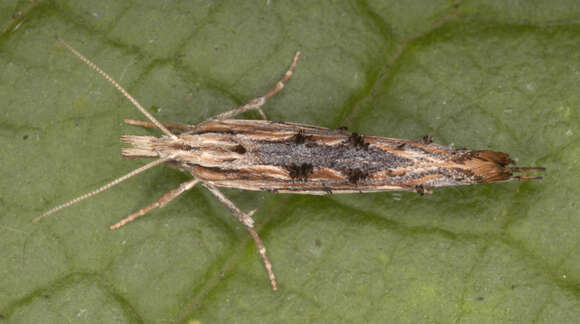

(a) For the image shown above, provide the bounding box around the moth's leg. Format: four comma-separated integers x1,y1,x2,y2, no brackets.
213,51,301,121
124,119,194,134
109,178,200,230
202,182,277,291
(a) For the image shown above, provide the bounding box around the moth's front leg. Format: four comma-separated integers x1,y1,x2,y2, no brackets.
213,51,301,121
201,182,278,291
110,178,200,230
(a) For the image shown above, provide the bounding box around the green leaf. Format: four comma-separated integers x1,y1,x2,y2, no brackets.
1,1,579,323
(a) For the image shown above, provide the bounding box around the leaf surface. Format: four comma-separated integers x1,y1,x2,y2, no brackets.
1,1,579,323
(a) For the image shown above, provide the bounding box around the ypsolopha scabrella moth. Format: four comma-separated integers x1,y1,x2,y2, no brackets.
35,39,544,291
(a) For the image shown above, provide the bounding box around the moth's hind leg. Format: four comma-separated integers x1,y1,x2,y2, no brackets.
213,51,301,121
124,119,194,134
202,182,278,291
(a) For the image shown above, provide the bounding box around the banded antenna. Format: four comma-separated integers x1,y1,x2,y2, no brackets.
34,39,177,222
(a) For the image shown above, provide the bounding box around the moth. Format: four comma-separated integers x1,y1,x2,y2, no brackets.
36,39,544,291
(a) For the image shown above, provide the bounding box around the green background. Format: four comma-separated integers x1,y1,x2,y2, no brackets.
1,0,579,323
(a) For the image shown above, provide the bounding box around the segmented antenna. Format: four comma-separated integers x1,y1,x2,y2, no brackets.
34,156,172,222
36,38,180,222
57,38,177,139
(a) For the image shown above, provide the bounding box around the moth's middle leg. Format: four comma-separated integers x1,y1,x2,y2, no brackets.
213,51,301,121
109,177,277,290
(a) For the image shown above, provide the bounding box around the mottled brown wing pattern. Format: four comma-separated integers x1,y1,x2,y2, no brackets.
122,119,528,195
